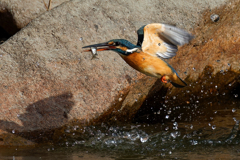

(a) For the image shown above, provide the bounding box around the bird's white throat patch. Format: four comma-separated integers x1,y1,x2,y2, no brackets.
126,48,138,54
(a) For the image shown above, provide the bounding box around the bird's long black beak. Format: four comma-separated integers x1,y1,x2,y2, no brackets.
82,42,109,48
82,42,116,52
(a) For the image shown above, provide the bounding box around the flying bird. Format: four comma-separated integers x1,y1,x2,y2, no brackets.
83,23,193,88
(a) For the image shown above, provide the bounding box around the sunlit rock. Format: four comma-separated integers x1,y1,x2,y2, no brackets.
0,0,233,146
0,0,69,35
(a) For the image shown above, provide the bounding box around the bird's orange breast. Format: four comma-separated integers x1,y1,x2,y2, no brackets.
120,51,173,78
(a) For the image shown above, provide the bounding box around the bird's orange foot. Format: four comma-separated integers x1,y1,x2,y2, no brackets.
161,76,168,83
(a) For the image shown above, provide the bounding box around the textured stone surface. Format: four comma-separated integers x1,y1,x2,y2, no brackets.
0,0,228,35
0,0,230,145
0,0,69,34
135,0,240,123
169,0,240,94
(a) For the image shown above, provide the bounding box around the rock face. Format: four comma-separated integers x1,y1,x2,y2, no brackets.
0,0,228,35
0,0,69,34
0,0,230,145
167,0,240,101
135,1,240,124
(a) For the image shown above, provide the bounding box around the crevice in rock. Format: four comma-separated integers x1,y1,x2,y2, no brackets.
0,26,10,44
0,8,20,35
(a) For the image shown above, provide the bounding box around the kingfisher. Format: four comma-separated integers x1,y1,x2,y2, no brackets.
82,23,194,88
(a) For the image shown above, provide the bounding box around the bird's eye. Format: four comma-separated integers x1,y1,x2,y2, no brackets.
114,42,119,46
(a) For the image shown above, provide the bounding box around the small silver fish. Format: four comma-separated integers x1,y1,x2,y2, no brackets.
90,47,99,60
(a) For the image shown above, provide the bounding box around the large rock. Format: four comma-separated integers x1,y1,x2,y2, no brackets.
0,0,228,35
167,0,240,100
0,0,229,145
0,0,69,34
135,1,240,123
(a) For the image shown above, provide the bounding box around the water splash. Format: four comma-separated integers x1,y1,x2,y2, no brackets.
225,120,239,143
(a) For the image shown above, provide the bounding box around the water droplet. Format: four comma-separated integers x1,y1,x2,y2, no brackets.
195,101,199,103
173,122,178,126
191,140,198,145
165,126,169,131
169,151,172,154
214,111,217,114
118,98,122,101
12,130,15,134
215,85,218,89
47,148,50,151
79,37,83,41
232,108,236,113
140,135,149,143
17,114,20,117
229,83,232,86
161,153,165,157
212,125,216,130
186,90,190,93
173,126,178,130
208,123,211,126
167,110,172,114
190,124,193,129
165,115,169,119
65,129,70,133
173,96,176,99
171,132,177,138
222,92,225,95
235,94,238,98
192,67,196,71
233,117,237,122
157,110,160,114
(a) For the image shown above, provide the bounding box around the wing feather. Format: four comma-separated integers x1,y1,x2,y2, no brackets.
161,24,194,46
139,23,193,59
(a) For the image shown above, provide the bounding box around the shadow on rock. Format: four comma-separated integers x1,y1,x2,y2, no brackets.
0,92,74,144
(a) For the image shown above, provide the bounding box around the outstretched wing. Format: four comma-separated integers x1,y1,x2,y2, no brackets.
137,23,194,59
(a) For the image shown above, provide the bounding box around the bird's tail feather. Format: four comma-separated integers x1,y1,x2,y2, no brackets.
170,74,187,88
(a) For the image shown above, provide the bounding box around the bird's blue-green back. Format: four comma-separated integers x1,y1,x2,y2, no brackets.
136,25,146,46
